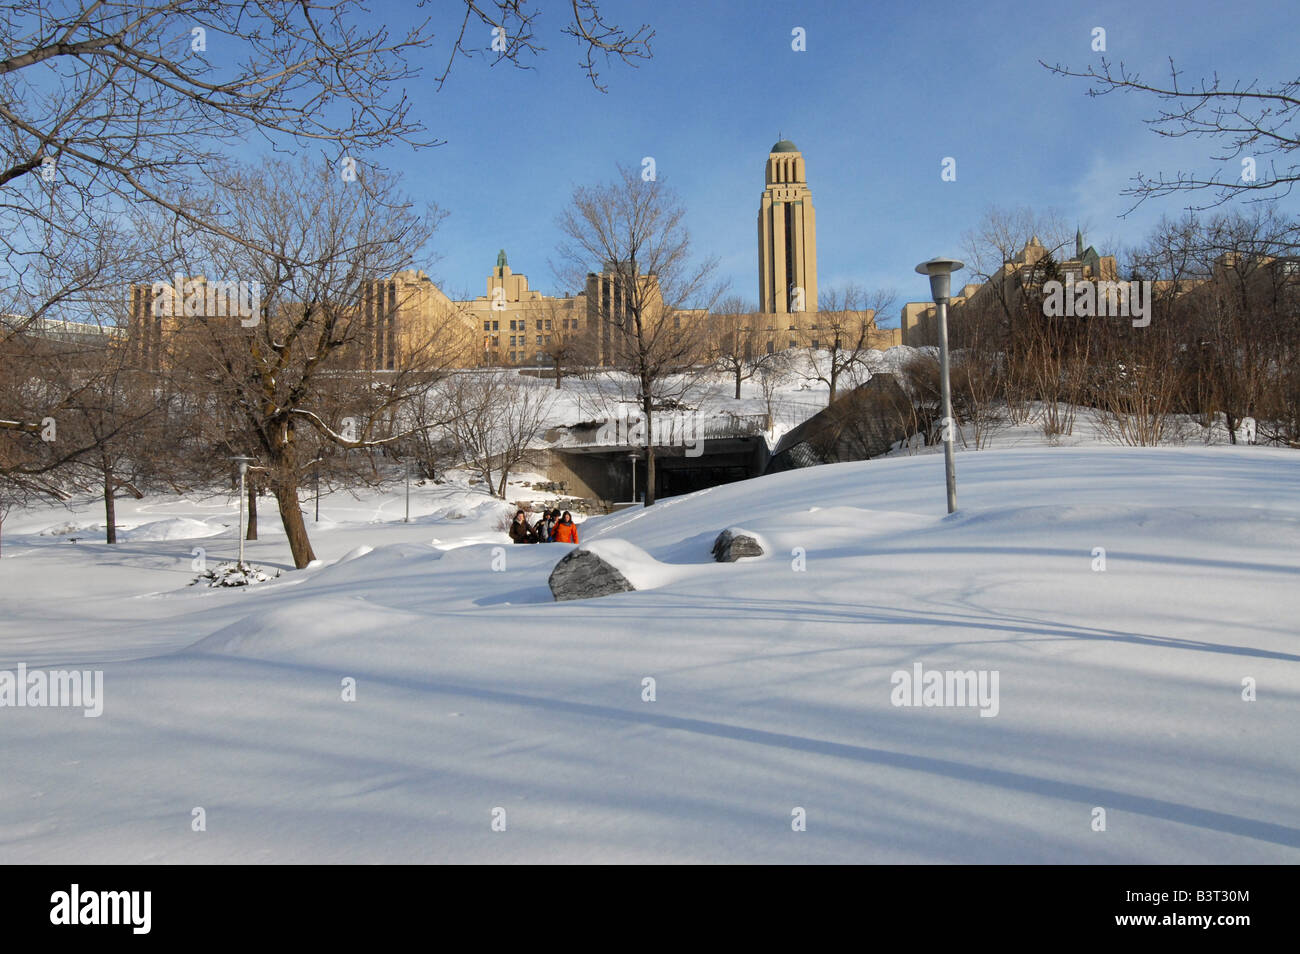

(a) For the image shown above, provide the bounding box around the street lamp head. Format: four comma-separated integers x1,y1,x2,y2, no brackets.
915,257,965,304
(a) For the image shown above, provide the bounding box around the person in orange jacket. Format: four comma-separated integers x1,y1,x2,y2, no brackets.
553,510,578,544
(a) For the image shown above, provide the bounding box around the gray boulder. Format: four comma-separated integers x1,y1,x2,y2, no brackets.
548,547,637,602
712,528,764,562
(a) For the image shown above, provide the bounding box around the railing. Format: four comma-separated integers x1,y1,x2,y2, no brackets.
559,411,771,447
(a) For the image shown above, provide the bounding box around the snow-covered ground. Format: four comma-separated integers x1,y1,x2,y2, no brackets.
1,434,1297,862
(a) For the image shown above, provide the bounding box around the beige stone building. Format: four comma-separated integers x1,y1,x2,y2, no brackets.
463,251,586,367
129,139,901,372
900,232,1119,347
758,139,818,315
351,268,476,371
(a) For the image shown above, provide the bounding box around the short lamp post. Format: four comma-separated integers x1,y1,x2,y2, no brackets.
914,257,964,514
628,453,638,503
230,456,257,567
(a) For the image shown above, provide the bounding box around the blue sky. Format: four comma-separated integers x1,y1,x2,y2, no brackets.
359,0,1298,325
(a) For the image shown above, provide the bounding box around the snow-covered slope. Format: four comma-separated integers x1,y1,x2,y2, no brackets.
0,445,1297,862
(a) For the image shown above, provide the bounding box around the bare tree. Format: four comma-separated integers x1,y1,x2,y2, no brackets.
754,350,793,432
1042,57,1300,212
556,166,719,505
435,0,653,92
0,2,654,262
960,208,1078,423
62,329,165,544
441,372,555,498
159,157,455,568
800,285,896,403
707,296,776,399
538,296,595,388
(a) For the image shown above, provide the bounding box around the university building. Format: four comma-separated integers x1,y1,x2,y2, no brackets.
747,139,898,352
125,138,901,371
899,232,1120,347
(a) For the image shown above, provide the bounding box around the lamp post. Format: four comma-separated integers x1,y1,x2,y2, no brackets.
914,257,964,514
628,453,638,504
230,456,256,567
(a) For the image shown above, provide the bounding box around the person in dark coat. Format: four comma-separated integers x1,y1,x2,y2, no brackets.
508,510,535,544
534,509,556,543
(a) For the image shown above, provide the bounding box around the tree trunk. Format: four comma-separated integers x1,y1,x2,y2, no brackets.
643,394,656,506
273,478,316,568
103,456,117,545
735,367,742,399
554,359,563,389
246,476,258,540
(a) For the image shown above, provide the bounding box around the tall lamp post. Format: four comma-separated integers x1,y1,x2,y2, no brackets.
628,453,638,504
230,456,257,567
914,257,964,514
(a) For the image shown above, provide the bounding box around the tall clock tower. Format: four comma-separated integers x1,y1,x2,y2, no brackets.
757,139,818,314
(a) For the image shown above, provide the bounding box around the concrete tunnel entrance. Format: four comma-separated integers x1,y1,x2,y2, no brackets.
545,434,770,504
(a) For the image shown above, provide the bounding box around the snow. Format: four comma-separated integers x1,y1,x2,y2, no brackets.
577,538,685,591
0,438,1297,862
120,517,227,542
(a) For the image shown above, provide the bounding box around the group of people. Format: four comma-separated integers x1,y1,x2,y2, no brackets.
509,508,579,545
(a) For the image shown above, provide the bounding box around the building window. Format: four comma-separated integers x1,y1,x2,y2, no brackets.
812,339,820,349
483,321,491,331
535,319,541,330
766,341,774,354
491,335,499,347
673,316,681,328
789,339,797,350
536,335,543,345
509,351,516,361
545,320,552,330
492,321,499,331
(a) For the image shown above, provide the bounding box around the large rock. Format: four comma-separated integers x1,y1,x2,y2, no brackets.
548,547,637,602
712,528,764,562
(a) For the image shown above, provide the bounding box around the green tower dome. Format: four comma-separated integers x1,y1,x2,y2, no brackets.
770,139,799,153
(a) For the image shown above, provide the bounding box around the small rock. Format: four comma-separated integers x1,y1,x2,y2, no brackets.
712,528,764,562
